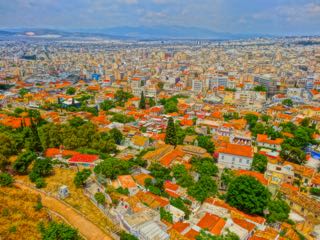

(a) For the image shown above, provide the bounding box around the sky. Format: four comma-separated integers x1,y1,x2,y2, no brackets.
0,0,320,35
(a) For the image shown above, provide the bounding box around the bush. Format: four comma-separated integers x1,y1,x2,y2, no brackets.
94,192,106,205
0,173,14,186
35,178,46,188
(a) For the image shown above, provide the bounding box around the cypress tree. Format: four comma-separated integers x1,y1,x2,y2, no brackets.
139,91,146,109
165,117,177,146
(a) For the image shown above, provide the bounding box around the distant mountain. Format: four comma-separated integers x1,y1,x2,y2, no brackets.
83,26,257,40
0,26,262,40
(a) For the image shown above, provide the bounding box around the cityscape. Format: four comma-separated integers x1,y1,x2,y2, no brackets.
0,1,320,240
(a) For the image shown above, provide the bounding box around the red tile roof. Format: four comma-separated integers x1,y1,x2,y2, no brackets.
219,143,253,158
235,170,268,186
197,213,226,235
69,154,99,164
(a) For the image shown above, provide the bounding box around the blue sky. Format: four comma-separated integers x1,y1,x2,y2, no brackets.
0,0,320,35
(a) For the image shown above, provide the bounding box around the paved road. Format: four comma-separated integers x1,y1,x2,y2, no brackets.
15,182,113,240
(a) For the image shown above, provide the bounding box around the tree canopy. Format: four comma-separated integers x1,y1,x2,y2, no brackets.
165,117,177,146
226,175,271,215
251,153,268,173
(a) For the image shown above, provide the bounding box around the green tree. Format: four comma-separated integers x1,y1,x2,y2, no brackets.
196,230,239,240
282,99,293,107
0,154,9,172
66,87,76,95
149,163,172,186
170,197,191,219
39,221,81,240
261,114,271,123
19,88,29,97
191,157,218,177
120,232,139,240
244,114,259,130
94,192,106,205
253,85,267,92
267,200,290,223
160,207,173,223
226,175,271,215
197,136,215,154
115,90,133,106
110,113,135,123
251,153,268,173
0,133,15,158
280,144,306,165
187,176,217,202
109,128,123,145
148,98,156,107
172,164,194,188
100,100,115,111
139,91,146,109
0,173,14,187
165,117,177,146
221,168,235,190
94,157,130,180
74,169,91,188
30,158,53,178
68,117,86,127
13,151,37,174
35,178,46,188
164,100,178,113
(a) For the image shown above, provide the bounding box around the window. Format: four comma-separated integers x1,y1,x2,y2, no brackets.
232,157,235,162
239,158,242,163
246,160,249,164
221,155,224,160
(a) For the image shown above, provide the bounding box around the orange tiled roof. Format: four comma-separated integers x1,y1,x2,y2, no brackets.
233,218,256,232
133,173,154,186
172,222,190,233
257,134,283,145
45,148,79,158
218,143,253,158
197,213,226,235
118,175,137,189
160,149,184,166
235,170,268,185
184,229,199,240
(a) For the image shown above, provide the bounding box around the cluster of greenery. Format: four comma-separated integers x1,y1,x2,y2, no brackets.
253,85,267,92
38,118,118,154
145,163,172,196
99,100,115,111
116,187,130,196
226,175,270,215
159,207,173,223
74,169,91,188
279,119,317,165
196,135,215,154
38,221,82,240
170,197,191,219
310,187,320,196
115,89,133,107
225,175,290,223
282,99,293,107
196,230,239,240
94,157,131,180
110,113,135,123
94,192,106,205
223,112,239,121
66,87,76,95
225,88,237,92
160,95,187,113
251,153,268,173
119,232,139,240
28,158,53,188
13,151,37,175
165,117,177,146
0,173,14,186
175,124,196,145
172,164,194,188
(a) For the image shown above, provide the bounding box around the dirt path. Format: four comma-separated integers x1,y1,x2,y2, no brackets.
14,182,113,240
